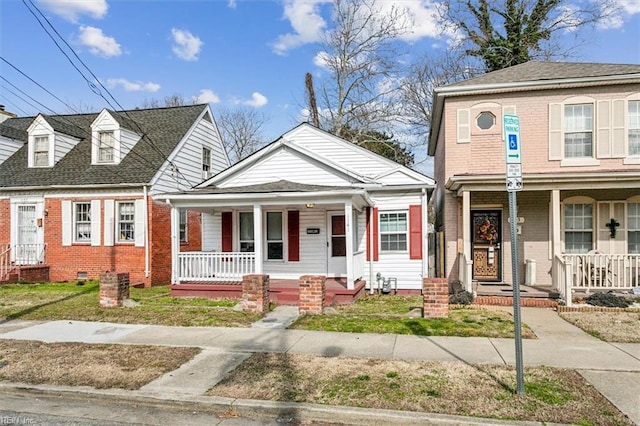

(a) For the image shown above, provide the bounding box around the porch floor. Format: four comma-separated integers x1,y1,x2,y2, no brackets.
473,282,560,307
171,278,367,306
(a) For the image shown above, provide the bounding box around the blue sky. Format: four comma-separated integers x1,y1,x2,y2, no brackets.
1,0,639,174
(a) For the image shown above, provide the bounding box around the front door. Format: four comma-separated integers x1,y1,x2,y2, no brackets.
472,210,502,282
15,203,44,264
327,212,347,277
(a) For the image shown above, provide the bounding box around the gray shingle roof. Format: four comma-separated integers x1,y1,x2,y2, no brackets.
0,104,207,188
446,61,640,88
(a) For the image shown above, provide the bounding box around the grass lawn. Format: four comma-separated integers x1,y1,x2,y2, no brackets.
208,352,632,426
291,295,536,338
0,281,261,327
559,310,640,343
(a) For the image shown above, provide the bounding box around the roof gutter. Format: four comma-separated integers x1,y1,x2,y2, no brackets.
0,183,150,192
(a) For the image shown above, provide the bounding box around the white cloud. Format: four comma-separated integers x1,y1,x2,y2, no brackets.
105,78,160,92
227,0,237,9
272,0,330,55
597,0,640,30
78,26,121,58
243,92,268,108
390,0,445,41
618,0,640,14
194,89,220,104
38,0,108,22
313,51,331,69
171,28,203,61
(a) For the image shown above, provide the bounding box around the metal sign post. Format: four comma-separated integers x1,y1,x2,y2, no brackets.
504,114,525,396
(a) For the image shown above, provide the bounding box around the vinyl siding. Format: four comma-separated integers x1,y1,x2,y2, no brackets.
0,137,22,164
153,117,228,194
220,150,352,188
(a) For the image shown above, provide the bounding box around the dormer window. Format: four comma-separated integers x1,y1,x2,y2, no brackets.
98,131,115,163
33,135,50,167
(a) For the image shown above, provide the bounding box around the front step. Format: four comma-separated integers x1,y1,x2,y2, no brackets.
473,296,558,308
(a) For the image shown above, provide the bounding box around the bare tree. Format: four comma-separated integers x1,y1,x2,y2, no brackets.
401,51,480,140
139,93,196,109
216,107,268,163
439,0,619,72
316,0,411,139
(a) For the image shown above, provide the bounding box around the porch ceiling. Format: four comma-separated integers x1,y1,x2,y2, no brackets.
446,171,640,195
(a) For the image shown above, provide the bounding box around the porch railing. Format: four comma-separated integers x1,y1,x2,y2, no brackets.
178,251,255,282
353,250,365,282
557,253,640,307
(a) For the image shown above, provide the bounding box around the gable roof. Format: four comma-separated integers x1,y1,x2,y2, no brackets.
199,123,434,190
0,104,208,189
428,61,640,155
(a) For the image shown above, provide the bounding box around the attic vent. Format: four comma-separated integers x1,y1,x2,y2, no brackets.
203,111,213,123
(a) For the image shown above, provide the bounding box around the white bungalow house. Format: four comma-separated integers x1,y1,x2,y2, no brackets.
160,123,435,297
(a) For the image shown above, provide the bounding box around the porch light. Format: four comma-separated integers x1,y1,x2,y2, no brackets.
306,203,315,208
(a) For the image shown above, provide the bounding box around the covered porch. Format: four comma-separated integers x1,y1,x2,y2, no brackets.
164,181,378,296
446,172,640,305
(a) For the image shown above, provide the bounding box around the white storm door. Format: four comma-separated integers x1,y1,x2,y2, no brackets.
15,204,43,264
327,211,347,277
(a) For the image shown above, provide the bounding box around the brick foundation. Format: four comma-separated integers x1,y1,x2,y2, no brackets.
299,275,326,315
423,277,449,318
473,296,558,308
99,272,130,307
242,274,270,314
17,265,50,283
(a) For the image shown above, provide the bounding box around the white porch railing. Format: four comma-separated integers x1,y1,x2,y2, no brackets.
556,254,640,307
353,250,365,282
13,243,47,265
178,252,255,282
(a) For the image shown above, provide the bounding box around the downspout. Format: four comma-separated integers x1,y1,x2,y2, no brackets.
422,188,428,280
369,206,374,295
143,185,150,278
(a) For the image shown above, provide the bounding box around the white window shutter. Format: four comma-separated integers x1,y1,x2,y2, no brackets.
104,200,114,246
612,99,626,157
134,199,145,247
457,109,470,143
91,200,101,246
61,200,72,246
548,103,563,160
596,100,611,158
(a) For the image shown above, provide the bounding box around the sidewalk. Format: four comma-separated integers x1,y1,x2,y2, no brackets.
1,307,639,425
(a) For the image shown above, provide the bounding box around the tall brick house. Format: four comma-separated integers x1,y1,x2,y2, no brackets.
428,61,640,301
0,104,229,286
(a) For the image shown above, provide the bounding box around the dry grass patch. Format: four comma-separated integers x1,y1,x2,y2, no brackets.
0,340,200,389
208,353,632,425
559,310,640,343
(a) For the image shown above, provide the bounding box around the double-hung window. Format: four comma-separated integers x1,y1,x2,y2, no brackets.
629,101,640,156
239,212,254,252
118,202,135,242
202,147,211,178
564,203,593,253
266,211,283,260
564,104,593,158
98,131,115,163
380,212,407,251
74,202,91,242
179,209,187,243
33,135,50,167
628,203,640,254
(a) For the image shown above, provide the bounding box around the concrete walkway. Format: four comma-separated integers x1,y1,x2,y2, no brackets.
1,307,639,425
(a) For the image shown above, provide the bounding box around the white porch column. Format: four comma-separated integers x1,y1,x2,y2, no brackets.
345,201,354,290
253,204,263,274
551,189,561,262
169,203,180,284
422,188,429,278
462,191,472,292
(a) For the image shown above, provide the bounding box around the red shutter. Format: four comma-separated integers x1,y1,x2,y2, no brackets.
288,210,300,262
221,211,233,252
373,207,379,261
409,205,422,260
366,207,371,260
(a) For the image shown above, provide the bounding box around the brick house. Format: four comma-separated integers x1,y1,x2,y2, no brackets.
0,104,229,286
428,61,640,303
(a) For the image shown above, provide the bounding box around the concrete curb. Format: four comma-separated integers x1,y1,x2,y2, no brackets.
0,382,563,426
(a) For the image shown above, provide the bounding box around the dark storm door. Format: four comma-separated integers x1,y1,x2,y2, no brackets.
471,210,502,282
